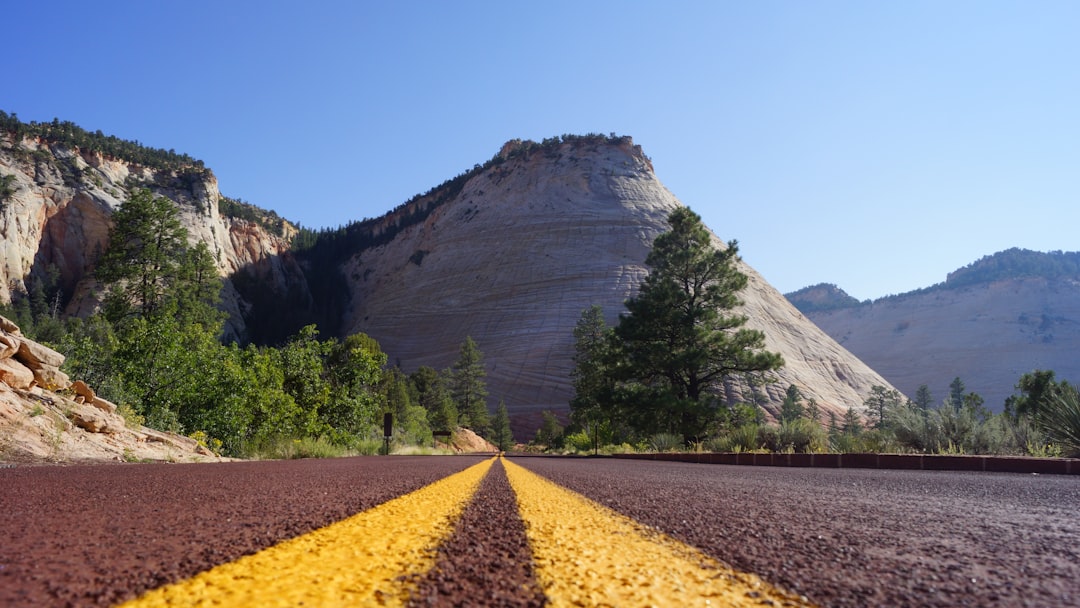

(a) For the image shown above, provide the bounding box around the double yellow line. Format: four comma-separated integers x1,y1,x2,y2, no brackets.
121,457,813,607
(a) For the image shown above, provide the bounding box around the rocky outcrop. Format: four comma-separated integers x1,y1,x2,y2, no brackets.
344,137,896,429
0,133,306,340
0,315,222,463
790,276,1080,410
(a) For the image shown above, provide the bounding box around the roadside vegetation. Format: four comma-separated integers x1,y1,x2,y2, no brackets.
542,372,1079,459
545,208,1079,459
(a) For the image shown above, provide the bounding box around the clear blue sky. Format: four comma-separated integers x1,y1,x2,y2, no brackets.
7,1,1079,301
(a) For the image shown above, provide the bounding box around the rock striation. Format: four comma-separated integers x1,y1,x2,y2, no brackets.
343,137,896,429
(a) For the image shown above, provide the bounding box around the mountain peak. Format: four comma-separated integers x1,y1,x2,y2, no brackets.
785,283,862,314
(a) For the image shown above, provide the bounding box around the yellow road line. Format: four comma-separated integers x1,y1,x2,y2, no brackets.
503,457,816,607
119,457,495,608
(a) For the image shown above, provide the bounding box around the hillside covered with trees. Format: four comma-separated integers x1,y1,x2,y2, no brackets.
787,248,1080,313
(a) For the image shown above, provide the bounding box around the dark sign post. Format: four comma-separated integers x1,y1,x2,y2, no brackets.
382,412,393,455
432,430,452,450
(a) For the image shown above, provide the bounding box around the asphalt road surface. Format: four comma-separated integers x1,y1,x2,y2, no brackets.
0,456,1077,607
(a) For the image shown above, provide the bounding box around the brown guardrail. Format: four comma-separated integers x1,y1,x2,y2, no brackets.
612,452,1079,475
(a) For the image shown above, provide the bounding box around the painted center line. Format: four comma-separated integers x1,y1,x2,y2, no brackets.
119,457,494,607
503,457,816,607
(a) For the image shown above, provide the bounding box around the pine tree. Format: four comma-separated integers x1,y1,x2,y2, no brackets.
490,400,513,451
569,305,614,430
411,366,458,432
780,384,805,423
948,377,966,411
449,337,489,434
863,385,904,429
842,406,863,436
913,384,933,413
97,188,189,321
806,397,821,423
611,207,783,441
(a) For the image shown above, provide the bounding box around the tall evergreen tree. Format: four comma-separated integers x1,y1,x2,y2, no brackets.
842,406,863,435
611,207,783,442
948,377,966,411
863,385,904,429
780,384,805,423
97,188,192,321
913,384,933,413
411,366,458,432
569,305,614,431
449,336,489,435
490,399,513,451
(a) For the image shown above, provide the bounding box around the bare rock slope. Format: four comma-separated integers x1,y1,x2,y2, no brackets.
344,138,894,427
791,276,1080,409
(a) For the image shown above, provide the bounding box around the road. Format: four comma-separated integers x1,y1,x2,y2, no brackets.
0,456,1077,606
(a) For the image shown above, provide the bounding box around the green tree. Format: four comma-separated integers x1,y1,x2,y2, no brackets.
863,385,905,430
411,366,458,432
97,188,191,321
449,336,490,435
534,410,564,447
779,384,805,423
490,400,514,451
611,207,783,442
569,305,615,431
842,407,863,436
172,241,224,328
323,333,386,440
277,325,331,437
1005,369,1062,421
913,384,933,413
179,342,301,455
381,368,431,446
948,377,966,411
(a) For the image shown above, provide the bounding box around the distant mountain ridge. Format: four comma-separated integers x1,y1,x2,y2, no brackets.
786,248,1080,409
788,248,1080,312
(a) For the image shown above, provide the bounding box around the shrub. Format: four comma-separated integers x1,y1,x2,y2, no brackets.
245,436,351,459
563,430,594,453
891,403,1017,455
705,424,760,453
830,432,870,454
1039,385,1080,457
778,418,829,453
649,432,684,452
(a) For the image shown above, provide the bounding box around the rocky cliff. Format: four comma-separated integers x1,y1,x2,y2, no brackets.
788,267,1080,410
0,130,306,341
342,137,895,429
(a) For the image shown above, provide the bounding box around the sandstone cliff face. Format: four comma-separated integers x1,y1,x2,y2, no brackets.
795,277,1080,409
0,134,303,339
343,138,895,427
